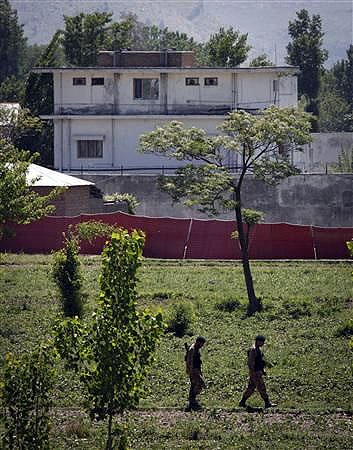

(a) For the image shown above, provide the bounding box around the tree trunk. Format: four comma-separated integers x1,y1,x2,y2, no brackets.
235,189,262,315
105,412,113,450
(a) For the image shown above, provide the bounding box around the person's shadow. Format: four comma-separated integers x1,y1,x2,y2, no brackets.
245,405,263,413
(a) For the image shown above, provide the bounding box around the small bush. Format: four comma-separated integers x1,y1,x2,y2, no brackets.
52,233,84,318
336,319,353,337
1,345,56,450
166,301,194,337
215,298,240,312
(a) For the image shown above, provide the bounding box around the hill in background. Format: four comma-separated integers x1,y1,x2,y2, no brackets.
11,0,353,65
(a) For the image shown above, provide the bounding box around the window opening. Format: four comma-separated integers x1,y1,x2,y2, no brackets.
185,77,200,86
204,77,218,86
133,79,159,99
92,77,105,86
73,77,86,86
77,140,103,158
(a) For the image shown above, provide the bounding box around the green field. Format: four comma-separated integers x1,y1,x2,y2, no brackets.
0,254,352,449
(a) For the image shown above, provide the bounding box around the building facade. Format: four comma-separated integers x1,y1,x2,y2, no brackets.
35,50,299,172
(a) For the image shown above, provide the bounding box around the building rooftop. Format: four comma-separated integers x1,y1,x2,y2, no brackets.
27,164,93,187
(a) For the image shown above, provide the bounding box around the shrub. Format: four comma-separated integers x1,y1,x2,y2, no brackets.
166,301,194,337
336,319,353,337
215,298,240,312
104,192,139,214
1,345,56,450
52,232,84,318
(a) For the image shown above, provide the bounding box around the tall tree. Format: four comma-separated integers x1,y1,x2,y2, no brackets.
0,0,27,84
62,12,112,66
206,27,251,66
286,9,328,123
22,30,63,166
318,71,351,132
140,106,311,315
332,44,353,112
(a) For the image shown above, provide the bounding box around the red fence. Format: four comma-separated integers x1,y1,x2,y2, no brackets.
1,212,352,259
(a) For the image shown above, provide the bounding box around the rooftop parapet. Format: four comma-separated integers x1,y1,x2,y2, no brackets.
97,49,195,68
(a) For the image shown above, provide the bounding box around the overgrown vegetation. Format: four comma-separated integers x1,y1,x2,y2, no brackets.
1,344,57,449
0,256,352,448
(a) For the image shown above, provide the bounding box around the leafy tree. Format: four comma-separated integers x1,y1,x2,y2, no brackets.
0,105,42,144
0,0,27,84
139,106,311,314
0,140,63,238
1,344,57,449
206,27,251,66
23,30,64,166
0,75,25,102
54,229,164,449
249,53,274,67
62,12,112,66
332,44,353,112
286,9,328,122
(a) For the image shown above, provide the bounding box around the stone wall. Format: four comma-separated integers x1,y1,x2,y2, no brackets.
75,174,353,227
34,186,104,216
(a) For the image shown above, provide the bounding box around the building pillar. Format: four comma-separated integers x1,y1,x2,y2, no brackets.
113,73,120,114
160,73,168,114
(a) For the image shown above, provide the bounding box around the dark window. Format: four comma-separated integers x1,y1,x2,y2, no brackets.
204,77,218,86
273,79,279,92
186,77,200,86
92,77,105,86
73,77,86,86
133,79,159,99
77,140,103,158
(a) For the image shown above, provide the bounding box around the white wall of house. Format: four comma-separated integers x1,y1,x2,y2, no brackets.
53,68,297,114
54,116,225,171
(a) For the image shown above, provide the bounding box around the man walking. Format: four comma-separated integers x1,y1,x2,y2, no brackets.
239,335,276,409
185,336,206,411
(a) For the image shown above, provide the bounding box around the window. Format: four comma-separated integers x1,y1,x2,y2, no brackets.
204,77,218,86
185,77,200,86
73,77,86,86
273,79,279,92
91,77,105,86
133,78,159,99
77,140,103,158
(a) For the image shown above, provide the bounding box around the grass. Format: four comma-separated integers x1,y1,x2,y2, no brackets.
0,254,352,448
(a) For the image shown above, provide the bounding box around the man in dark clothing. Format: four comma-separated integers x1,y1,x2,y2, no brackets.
239,335,276,408
185,336,206,411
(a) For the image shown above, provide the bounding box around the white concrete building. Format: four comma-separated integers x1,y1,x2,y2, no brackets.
34,50,298,172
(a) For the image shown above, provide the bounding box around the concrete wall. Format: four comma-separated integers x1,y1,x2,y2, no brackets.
295,133,353,172
75,174,353,227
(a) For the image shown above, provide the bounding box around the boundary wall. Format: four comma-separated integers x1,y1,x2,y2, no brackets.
1,212,352,259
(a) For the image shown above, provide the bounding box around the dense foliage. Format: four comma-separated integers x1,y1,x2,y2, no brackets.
1,345,56,449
